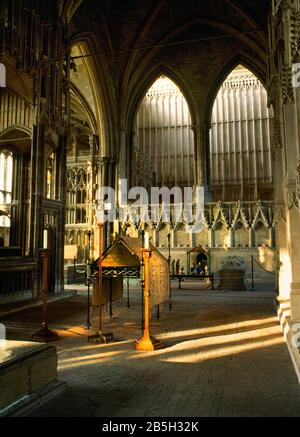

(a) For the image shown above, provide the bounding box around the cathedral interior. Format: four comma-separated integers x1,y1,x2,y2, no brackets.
1,0,300,419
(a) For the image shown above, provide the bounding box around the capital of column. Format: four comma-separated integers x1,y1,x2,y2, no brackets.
296,161,300,202
100,156,115,166
283,177,299,210
89,135,99,153
271,118,283,151
191,124,208,138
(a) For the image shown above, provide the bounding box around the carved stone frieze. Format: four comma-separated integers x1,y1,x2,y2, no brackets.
284,178,299,210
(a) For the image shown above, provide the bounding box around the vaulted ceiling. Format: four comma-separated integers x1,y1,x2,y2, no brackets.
68,0,271,146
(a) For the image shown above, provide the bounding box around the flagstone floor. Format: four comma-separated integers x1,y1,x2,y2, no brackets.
2,282,300,417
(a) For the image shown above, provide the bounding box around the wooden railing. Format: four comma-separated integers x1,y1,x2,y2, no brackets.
0,258,37,299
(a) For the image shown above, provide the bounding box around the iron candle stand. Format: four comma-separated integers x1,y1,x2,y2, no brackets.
32,249,58,342
85,230,93,330
86,230,93,261
88,223,113,344
140,228,145,333
86,260,92,330
167,232,172,310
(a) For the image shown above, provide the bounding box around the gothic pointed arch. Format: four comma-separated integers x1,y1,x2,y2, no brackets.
60,0,84,22
132,72,195,189
126,65,198,134
204,54,266,128
207,60,273,202
70,34,118,158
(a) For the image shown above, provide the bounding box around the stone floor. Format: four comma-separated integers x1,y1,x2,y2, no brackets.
1,282,300,417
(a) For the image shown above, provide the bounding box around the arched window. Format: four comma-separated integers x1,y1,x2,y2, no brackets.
135,76,194,189
46,152,56,199
66,166,88,225
0,151,13,246
209,65,274,201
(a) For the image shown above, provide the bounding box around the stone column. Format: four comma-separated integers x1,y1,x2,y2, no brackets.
170,227,177,248
269,226,276,248
208,228,215,248
28,124,45,296
228,228,234,248
100,157,116,249
118,128,128,182
285,182,300,321
191,232,196,248
55,134,68,294
249,228,255,248
9,151,25,248
191,125,205,188
281,102,300,321
273,144,291,302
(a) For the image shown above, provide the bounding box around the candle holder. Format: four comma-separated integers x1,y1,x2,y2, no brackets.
86,229,93,254
134,248,164,351
140,227,145,332
111,219,120,243
167,232,171,265
167,232,172,311
32,249,58,342
85,259,92,330
85,230,93,330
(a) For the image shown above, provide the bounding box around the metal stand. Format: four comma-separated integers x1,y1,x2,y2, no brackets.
251,255,255,291
88,223,113,344
109,277,113,318
86,260,92,330
85,230,93,330
167,232,172,311
187,249,191,274
141,229,145,333
32,249,58,342
127,277,130,308
73,256,76,283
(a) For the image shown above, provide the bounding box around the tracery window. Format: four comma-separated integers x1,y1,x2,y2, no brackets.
46,152,56,199
136,76,194,189
209,65,274,201
66,166,88,225
0,151,13,243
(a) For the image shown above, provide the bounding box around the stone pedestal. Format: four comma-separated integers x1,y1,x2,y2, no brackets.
218,269,247,291
0,340,64,416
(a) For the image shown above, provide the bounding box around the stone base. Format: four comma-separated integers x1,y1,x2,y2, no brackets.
0,340,62,416
32,326,58,342
218,269,247,291
1,380,66,417
277,301,300,385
